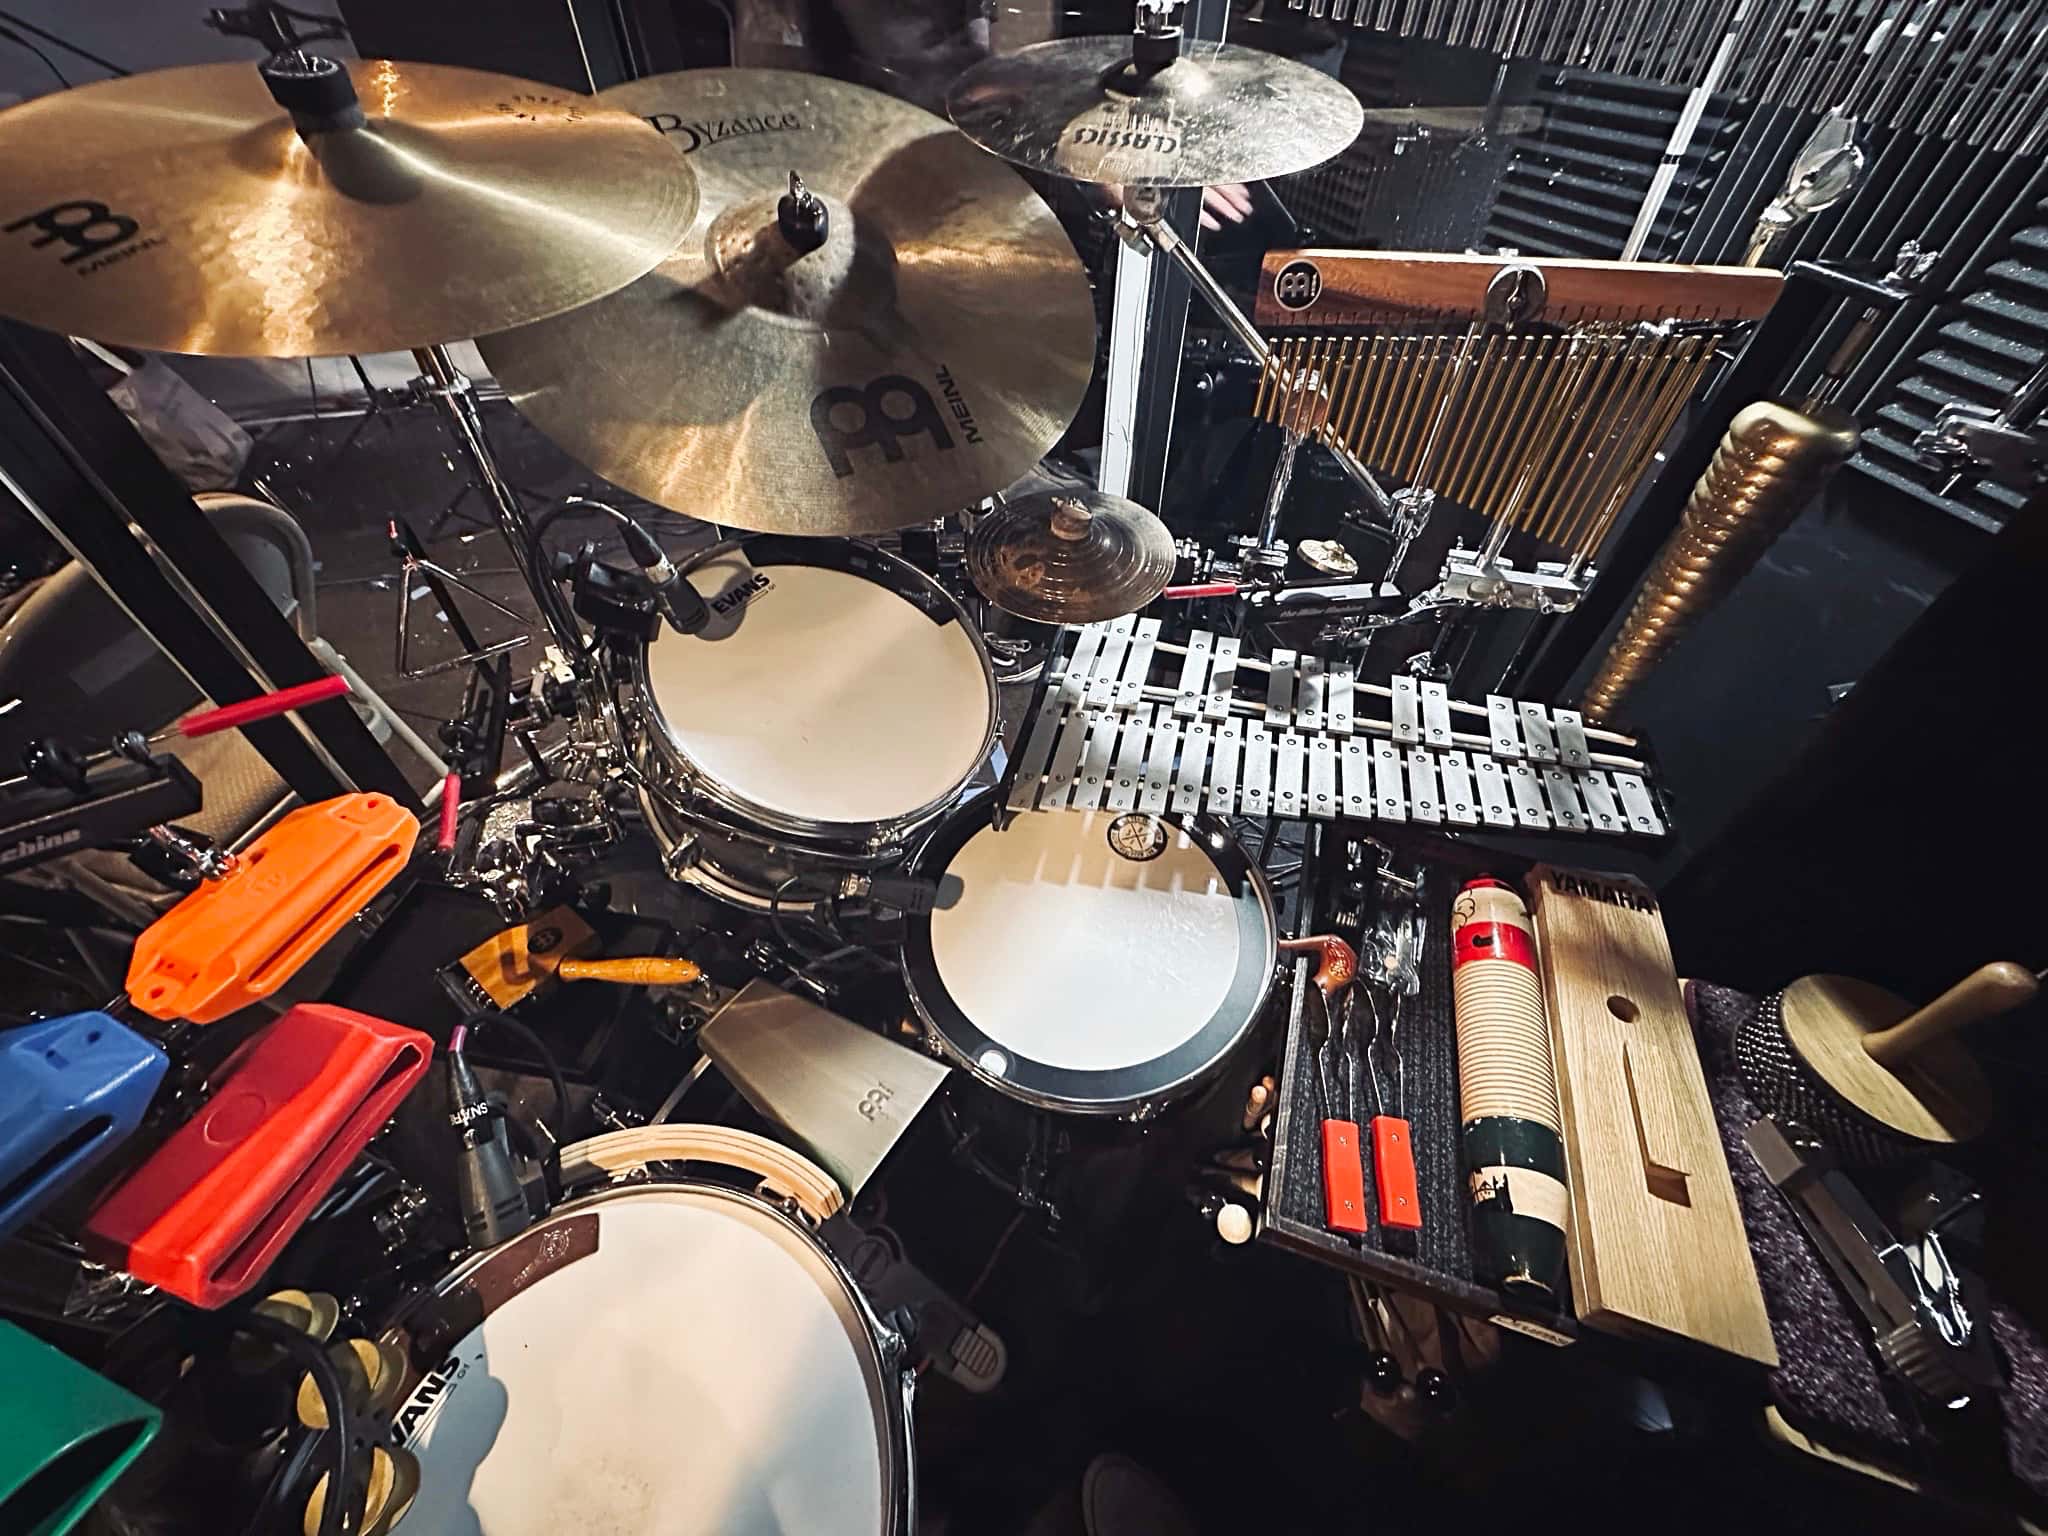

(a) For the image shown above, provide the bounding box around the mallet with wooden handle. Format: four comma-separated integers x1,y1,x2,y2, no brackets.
1735,962,2038,1166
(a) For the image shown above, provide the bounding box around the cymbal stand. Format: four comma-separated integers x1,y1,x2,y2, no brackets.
1115,186,1395,531
408,346,593,685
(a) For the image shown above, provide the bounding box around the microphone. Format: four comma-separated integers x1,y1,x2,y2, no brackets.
614,517,708,636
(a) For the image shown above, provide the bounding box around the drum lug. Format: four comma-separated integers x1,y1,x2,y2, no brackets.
1126,1099,1165,1124
660,829,701,880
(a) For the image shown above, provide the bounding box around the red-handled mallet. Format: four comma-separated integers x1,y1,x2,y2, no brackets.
165,675,352,740
437,771,462,853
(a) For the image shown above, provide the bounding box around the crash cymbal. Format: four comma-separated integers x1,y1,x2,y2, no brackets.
0,61,695,357
479,69,1095,538
967,490,1176,623
946,36,1364,188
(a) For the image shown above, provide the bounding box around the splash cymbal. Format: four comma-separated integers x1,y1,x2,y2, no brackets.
0,61,696,357
479,69,1097,538
945,36,1363,188
967,490,1176,623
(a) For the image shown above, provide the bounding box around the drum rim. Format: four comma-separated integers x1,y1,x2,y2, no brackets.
633,535,999,846
382,1180,914,1534
899,791,1278,1116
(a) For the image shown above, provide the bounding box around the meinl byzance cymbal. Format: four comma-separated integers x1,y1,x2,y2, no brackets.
479,69,1096,538
967,490,1175,624
0,62,695,357
945,37,1364,188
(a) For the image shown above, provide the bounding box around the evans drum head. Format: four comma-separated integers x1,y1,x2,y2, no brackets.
637,536,997,843
383,1183,910,1535
902,795,1276,1115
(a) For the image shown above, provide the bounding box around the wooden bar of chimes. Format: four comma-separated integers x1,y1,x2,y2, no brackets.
1248,250,1785,570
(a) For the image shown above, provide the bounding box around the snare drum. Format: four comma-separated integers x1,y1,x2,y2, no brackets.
380,1128,912,1535
635,536,998,908
901,795,1277,1118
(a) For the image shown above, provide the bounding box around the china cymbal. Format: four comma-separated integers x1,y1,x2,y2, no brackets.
0,61,696,357
479,69,1096,538
967,490,1176,623
945,37,1364,188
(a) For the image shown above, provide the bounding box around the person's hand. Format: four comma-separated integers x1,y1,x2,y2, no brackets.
1094,181,1255,233
1199,182,1253,232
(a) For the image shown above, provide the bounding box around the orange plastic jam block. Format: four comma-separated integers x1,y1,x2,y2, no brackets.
126,793,418,1023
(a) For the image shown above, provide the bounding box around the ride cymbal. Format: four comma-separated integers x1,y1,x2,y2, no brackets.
479,69,1096,538
967,490,1175,623
946,37,1363,188
0,61,696,357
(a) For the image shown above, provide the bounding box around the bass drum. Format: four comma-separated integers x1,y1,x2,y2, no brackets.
901,793,1277,1118
379,1127,912,1535
635,536,998,910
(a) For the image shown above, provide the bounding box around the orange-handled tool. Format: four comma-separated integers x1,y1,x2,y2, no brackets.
555,957,703,986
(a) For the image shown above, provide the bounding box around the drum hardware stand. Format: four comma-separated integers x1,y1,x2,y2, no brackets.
1913,354,2048,494
391,532,531,681
409,347,593,673
1113,186,1397,536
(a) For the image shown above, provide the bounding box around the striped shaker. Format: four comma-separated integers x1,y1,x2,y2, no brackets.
1452,878,1568,1298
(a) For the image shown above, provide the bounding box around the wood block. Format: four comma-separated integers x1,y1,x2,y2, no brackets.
1525,866,1777,1368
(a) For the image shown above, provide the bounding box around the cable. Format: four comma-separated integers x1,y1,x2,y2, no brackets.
459,1009,568,1139
0,9,128,75
228,1309,355,1536
0,25,68,88
239,1420,324,1536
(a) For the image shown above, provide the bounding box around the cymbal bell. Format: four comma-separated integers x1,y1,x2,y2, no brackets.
967,490,1176,624
946,36,1364,188
0,61,696,357
479,68,1096,538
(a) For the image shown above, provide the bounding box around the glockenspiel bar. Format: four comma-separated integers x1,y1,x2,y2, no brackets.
1473,754,1515,827
1392,674,1421,744
1206,636,1240,722
1487,694,1521,758
1242,723,1273,817
1073,710,1118,808
1087,620,1131,710
1297,655,1327,733
1044,706,1093,804
1118,617,1161,711
1274,730,1307,819
1308,734,1340,820
1553,707,1592,769
1506,761,1551,829
1406,747,1442,825
1008,693,1066,813
1440,750,1479,828
1062,624,1107,707
1141,711,1178,814
1373,742,1406,822
1327,661,1356,736
1173,629,1213,719
1612,771,1666,836
1267,649,1299,726
1108,702,1151,812
1419,680,1454,748
1209,717,1242,814
1518,701,1558,763
1172,718,1211,814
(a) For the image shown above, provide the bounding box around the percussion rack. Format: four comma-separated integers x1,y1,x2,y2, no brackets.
995,616,1671,842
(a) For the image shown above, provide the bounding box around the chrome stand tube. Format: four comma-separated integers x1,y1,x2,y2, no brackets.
411,345,587,669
